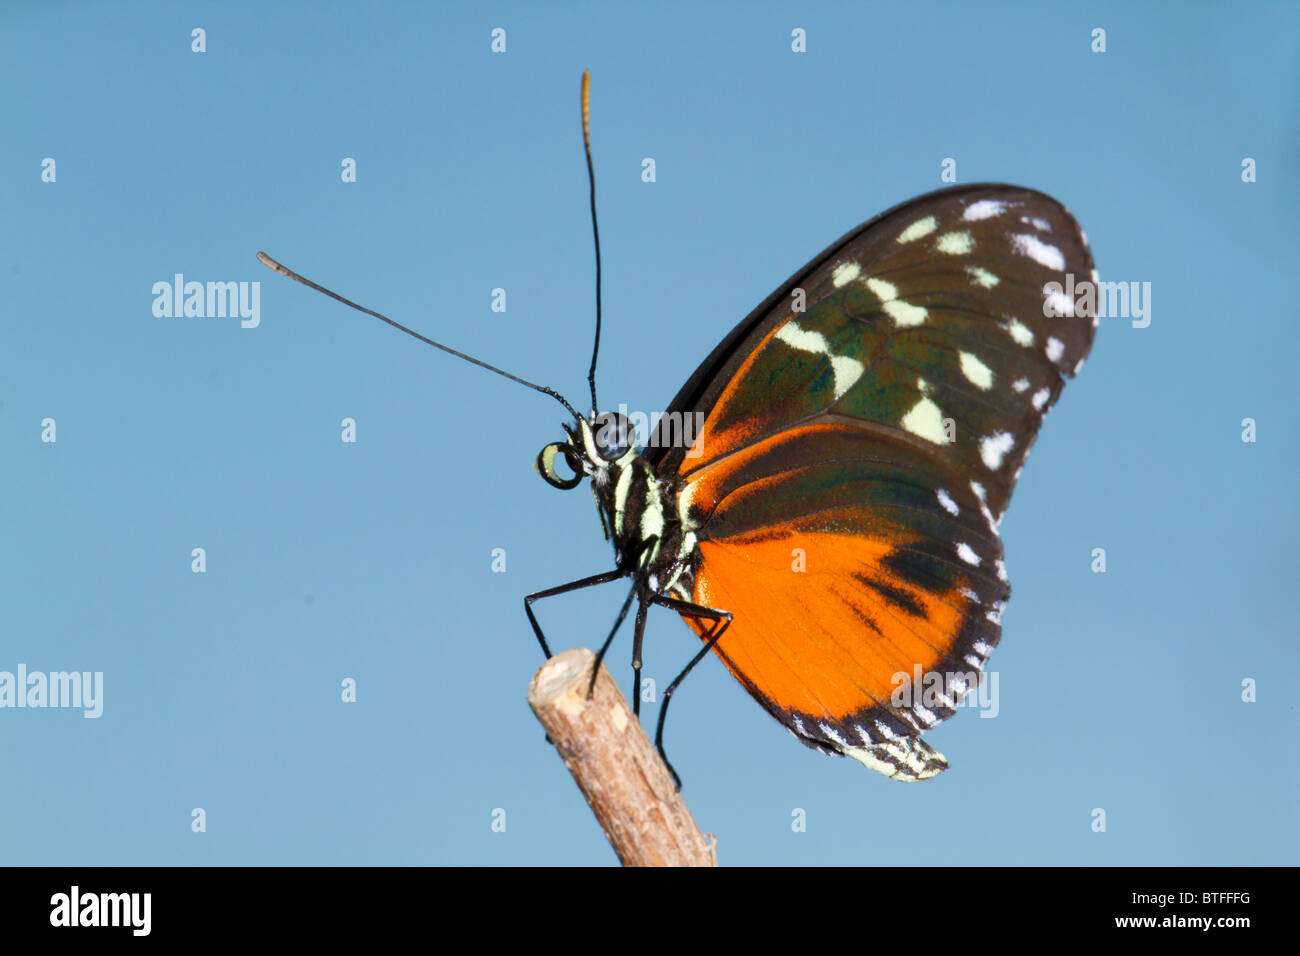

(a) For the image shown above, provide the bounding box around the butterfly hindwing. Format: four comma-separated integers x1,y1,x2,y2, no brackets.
677,420,1008,776
656,184,1096,776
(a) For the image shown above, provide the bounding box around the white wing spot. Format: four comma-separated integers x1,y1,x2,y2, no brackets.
775,322,825,354
865,277,897,301
995,560,1008,583
1011,377,1030,393
1044,289,1075,317
1046,337,1065,362
901,396,949,444
956,542,981,566
980,431,1015,470
969,479,999,532
819,722,849,748
1031,387,1051,411
964,199,1007,221
1006,318,1034,346
965,265,999,288
1073,357,1086,375
897,216,937,243
936,488,960,516
959,351,993,390
884,299,927,327
1032,217,1051,231
776,322,865,399
828,355,865,398
1012,234,1066,271
832,262,861,288
937,231,974,255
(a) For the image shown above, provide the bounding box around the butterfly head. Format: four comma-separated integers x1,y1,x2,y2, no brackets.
536,412,638,491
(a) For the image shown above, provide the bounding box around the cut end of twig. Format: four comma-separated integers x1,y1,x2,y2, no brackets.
528,648,717,867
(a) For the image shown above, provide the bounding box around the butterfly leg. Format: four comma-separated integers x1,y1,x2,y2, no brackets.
524,569,629,658
626,597,654,718
610,535,661,713
587,582,638,700
648,594,733,791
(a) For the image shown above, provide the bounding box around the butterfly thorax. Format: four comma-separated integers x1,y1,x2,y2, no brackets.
537,414,699,601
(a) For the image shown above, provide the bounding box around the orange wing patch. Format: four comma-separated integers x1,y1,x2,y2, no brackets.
685,528,968,724
671,419,1005,779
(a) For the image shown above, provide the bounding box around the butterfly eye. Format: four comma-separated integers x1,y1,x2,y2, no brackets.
537,442,584,490
592,412,633,460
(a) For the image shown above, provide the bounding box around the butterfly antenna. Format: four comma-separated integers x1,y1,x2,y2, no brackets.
255,251,584,423
582,70,602,419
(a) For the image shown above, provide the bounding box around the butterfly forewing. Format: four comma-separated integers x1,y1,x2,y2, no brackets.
653,184,1095,777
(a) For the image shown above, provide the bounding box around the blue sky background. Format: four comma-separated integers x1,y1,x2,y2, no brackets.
2,1,1296,866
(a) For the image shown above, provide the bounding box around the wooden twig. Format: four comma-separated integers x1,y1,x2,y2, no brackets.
527,648,718,867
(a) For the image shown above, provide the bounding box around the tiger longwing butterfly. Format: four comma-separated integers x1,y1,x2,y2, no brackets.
259,72,1096,788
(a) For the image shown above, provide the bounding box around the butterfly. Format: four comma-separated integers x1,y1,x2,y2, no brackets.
260,72,1096,789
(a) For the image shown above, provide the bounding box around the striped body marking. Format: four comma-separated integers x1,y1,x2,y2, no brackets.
570,416,700,599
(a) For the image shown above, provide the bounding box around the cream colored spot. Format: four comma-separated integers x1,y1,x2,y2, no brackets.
1013,233,1066,270
980,432,1015,469
1049,291,1077,318
936,489,959,516
901,396,949,444
775,322,865,399
964,199,1007,221
965,265,999,288
1006,318,1034,346
897,216,937,243
937,231,974,255
1011,377,1030,393
832,262,861,288
959,351,993,390
884,299,927,327
865,277,897,301
828,355,865,398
